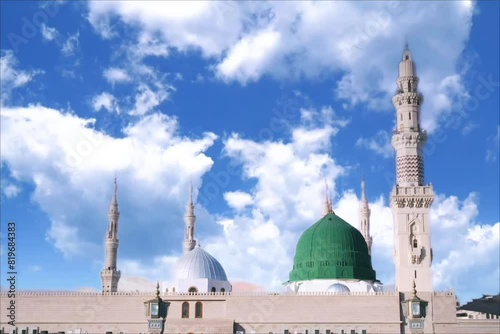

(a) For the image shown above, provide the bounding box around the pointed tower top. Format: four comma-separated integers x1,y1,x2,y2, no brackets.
109,176,119,211
189,181,194,206
361,177,367,202
324,180,334,215
113,175,118,198
186,182,195,216
402,42,413,62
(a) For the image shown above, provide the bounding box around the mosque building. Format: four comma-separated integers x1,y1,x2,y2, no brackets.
1,47,498,334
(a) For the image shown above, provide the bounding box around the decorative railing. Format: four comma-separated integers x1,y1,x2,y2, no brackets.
393,185,433,196
0,290,403,297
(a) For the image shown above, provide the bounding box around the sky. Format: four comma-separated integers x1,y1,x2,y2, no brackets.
0,1,498,304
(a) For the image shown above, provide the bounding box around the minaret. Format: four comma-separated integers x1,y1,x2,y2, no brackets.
359,178,372,255
100,177,121,294
391,45,434,292
183,184,196,254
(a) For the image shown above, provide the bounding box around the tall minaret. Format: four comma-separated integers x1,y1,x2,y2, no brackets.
100,177,121,294
359,178,372,255
183,184,196,254
391,45,434,292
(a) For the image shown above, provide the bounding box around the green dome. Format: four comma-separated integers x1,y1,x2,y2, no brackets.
289,212,376,282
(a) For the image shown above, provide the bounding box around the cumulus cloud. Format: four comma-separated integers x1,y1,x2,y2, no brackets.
92,92,118,113
200,111,345,289
87,1,475,132
356,130,393,158
224,191,253,211
61,31,80,56
0,102,496,302
210,141,498,302
0,105,218,259
0,50,43,101
103,67,131,85
41,24,59,41
98,47,174,116
1,179,22,199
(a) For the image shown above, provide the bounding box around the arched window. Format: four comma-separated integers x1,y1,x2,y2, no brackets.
408,81,411,92
181,302,189,318
211,287,216,293
413,238,418,248
188,286,198,294
220,288,226,293
195,302,203,318
409,112,411,120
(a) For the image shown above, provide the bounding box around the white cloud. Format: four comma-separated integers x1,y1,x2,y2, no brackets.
41,24,59,41
88,1,243,57
356,130,393,158
120,255,178,288
213,138,498,301
224,191,253,211
131,84,169,116
134,31,170,58
88,1,475,133
1,101,496,302
202,114,345,289
100,60,174,117
0,105,218,258
103,67,131,85
61,31,80,56
216,29,281,84
0,51,43,101
2,182,22,198
485,125,500,162
92,92,118,113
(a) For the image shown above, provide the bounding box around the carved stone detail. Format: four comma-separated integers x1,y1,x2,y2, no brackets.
396,155,424,185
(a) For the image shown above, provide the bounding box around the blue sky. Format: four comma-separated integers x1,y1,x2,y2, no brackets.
0,1,498,303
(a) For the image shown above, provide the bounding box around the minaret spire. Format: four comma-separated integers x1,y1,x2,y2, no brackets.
183,182,197,254
391,46,434,293
361,177,367,201
324,180,333,215
359,178,372,255
101,176,121,294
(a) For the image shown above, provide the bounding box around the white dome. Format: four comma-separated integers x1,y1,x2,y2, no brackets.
326,283,350,293
175,246,228,281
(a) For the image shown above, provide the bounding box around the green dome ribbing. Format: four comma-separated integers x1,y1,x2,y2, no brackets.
289,213,376,282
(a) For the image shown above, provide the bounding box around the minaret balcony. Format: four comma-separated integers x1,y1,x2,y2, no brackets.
391,186,434,209
101,269,121,276
392,92,421,107
393,185,433,196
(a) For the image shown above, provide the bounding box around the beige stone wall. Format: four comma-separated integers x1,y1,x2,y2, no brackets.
1,291,498,334
455,319,500,334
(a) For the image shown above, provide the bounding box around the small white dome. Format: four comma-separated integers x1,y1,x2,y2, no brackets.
175,246,228,281
327,283,350,293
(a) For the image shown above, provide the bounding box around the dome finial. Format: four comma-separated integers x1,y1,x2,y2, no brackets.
324,179,334,214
